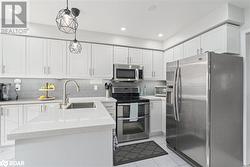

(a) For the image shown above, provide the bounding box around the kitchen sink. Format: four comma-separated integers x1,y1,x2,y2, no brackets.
66,102,96,109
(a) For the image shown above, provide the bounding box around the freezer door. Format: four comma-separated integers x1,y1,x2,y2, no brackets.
166,61,178,149
176,54,209,167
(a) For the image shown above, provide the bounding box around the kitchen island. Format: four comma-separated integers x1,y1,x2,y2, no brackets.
8,99,116,167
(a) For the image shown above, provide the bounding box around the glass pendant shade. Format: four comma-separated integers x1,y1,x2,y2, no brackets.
56,8,78,34
69,39,82,54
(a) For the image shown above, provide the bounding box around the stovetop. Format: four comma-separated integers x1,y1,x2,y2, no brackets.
114,97,149,103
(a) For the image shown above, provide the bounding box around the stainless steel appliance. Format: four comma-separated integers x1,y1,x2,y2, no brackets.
112,87,149,143
0,83,11,101
155,86,166,97
113,64,143,82
166,52,243,167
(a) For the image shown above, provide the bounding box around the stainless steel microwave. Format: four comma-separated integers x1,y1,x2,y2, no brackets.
113,64,143,82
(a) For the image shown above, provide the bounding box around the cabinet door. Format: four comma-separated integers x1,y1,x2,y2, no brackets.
47,39,67,78
163,49,173,80
129,48,143,65
91,44,113,79
1,35,25,77
173,44,184,61
161,100,166,134
183,36,201,58
114,46,128,64
142,50,153,80
150,100,162,134
1,105,22,146
26,37,47,77
67,42,91,78
152,51,163,80
23,104,41,123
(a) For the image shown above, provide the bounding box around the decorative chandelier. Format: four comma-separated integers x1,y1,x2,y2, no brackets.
55,0,80,34
69,31,82,54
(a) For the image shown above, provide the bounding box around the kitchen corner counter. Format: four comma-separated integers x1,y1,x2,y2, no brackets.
142,96,166,101
8,100,115,141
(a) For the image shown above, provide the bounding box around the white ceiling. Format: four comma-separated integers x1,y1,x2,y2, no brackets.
28,0,250,41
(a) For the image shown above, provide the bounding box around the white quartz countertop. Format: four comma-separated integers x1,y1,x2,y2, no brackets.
8,99,116,140
142,96,166,101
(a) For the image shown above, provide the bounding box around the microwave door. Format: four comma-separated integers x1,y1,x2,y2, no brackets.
115,68,137,81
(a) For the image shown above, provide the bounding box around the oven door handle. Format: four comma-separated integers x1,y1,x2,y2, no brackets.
117,116,147,121
117,102,149,106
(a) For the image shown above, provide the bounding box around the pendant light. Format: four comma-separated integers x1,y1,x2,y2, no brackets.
55,0,80,34
69,31,82,54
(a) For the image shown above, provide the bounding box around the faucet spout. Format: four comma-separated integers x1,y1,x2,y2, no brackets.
62,80,80,107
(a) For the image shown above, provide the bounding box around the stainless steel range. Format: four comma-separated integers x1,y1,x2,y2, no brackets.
112,87,149,143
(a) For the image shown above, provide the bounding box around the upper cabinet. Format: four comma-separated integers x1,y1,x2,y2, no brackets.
114,46,129,64
183,36,201,58
163,49,174,80
152,51,163,80
173,44,184,61
129,48,143,65
26,37,47,77
0,35,26,77
142,49,163,80
67,42,91,78
91,44,113,79
201,24,240,54
47,39,67,78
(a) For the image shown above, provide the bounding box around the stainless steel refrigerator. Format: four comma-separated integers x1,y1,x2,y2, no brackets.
166,52,243,167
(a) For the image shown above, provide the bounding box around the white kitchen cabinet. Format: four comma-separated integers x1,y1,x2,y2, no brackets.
26,37,47,77
163,49,174,80
0,35,26,77
152,51,163,80
150,100,162,135
23,104,41,123
114,46,129,64
67,42,91,78
0,105,23,146
47,39,67,78
161,100,166,134
201,24,240,54
91,44,113,79
173,44,184,61
142,50,163,80
129,48,143,65
183,36,201,58
142,49,153,79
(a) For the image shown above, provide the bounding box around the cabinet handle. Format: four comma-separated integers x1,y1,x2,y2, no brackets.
200,48,203,54
47,67,50,74
92,68,94,75
44,66,47,74
130,57,132,64
127,57,129,64
197,49,199,55
2,65,5,74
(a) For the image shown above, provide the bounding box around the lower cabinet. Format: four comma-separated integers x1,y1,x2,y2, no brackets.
0,103,60,146
150,100,162,135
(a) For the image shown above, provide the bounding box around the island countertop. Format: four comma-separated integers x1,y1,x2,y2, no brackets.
8,99,116,141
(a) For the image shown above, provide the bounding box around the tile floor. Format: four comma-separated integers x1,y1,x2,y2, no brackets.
0,135,191,167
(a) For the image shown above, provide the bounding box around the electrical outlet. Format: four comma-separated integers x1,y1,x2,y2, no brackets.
94,85,98,91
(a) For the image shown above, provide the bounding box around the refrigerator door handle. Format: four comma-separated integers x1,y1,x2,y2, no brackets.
173,68,178,121
176,67,180,121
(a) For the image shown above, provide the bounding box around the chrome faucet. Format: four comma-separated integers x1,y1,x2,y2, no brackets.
62,80,80,107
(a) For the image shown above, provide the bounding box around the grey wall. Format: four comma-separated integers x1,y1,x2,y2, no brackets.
0,78,165,100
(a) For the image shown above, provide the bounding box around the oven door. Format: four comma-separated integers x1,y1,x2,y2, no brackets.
117,102,149,143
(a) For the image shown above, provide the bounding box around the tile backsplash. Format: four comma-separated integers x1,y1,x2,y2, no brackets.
0,78,165,100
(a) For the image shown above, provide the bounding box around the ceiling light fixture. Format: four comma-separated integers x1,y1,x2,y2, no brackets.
56,0,80,34
69,31,82,54
121,27,126,31
158,33,163,37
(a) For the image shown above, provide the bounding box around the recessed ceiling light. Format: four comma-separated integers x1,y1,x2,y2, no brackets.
121,27,126,31
158,33,163,37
